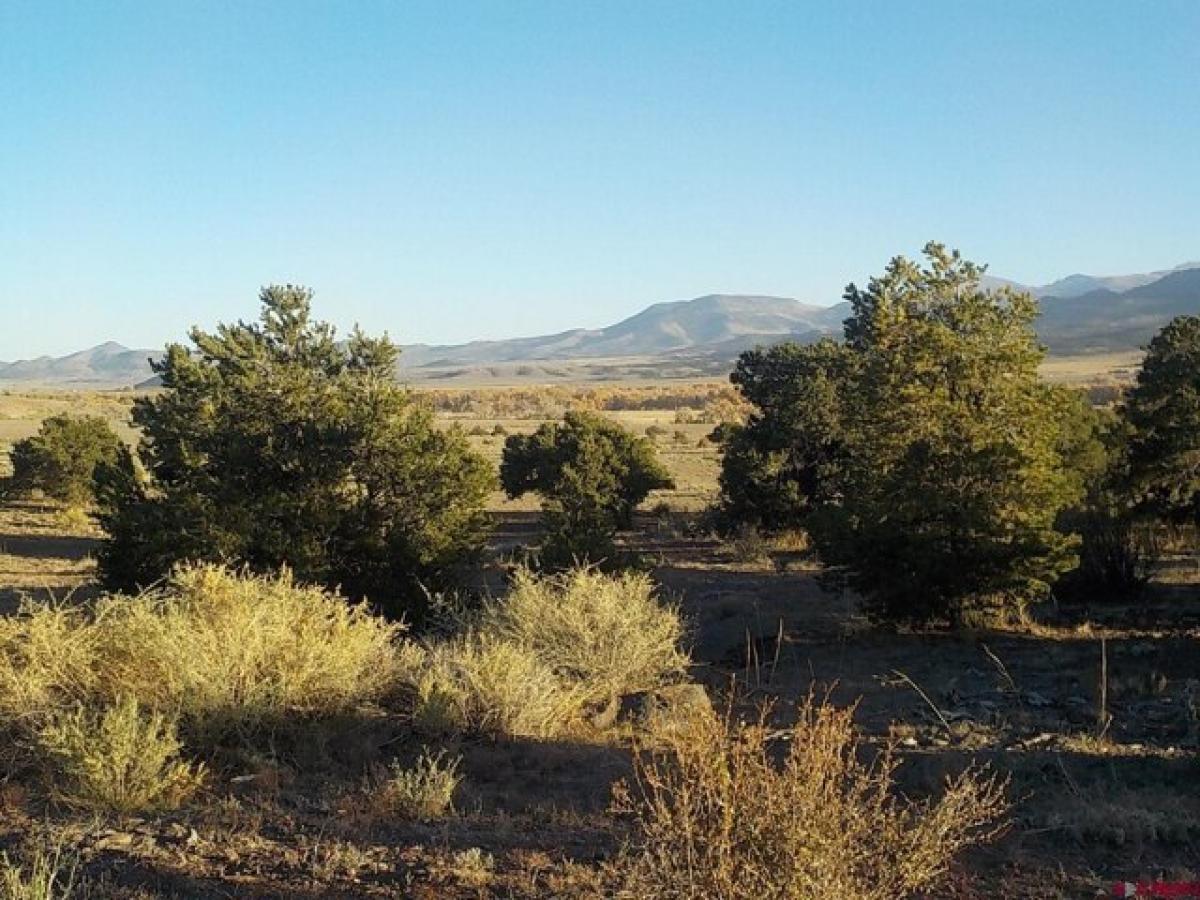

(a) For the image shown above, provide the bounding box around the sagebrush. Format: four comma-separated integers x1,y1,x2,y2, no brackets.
36,696,204,814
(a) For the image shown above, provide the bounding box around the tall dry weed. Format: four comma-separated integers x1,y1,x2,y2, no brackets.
613,695,1008,899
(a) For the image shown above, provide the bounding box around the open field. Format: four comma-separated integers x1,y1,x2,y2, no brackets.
1,377,1198,898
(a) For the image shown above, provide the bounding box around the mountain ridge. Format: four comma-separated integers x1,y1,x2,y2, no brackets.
4,264,1198,387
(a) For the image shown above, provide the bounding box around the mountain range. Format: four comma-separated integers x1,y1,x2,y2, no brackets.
4,263,1198,387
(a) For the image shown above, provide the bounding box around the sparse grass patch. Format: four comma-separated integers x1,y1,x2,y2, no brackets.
0,843,79,900
36,695,204,814
613,695,1009,899
448,847,495,886
374,748,462,819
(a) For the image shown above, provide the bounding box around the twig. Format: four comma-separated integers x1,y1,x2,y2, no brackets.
980,642,1019,695
768,618,784,685
1055,753,1081,797
890,669,952,735
1097,636,1111,737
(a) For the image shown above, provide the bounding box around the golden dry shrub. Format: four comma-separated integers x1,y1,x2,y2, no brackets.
482,567,689,707
0,565,405,758
613,696,1009,899
89,564,405,741
407,634,585,739
0,602,99,739
36,695,204,814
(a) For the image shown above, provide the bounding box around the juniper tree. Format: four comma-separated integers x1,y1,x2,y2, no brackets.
718,243,1087,624
1122,315,1200,526
95,286,492,619
501,411,673,568
7,413,123,506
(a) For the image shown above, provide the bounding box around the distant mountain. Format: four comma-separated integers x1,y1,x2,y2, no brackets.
4,265,1198,387
1033,261,1200,299
398,295,846,368
0,341,160,387
1037,267,1200,352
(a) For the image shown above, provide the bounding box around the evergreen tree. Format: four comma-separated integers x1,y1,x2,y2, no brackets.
1123,315,1200,525
501,411,673,567
7,413,123,506
95,286,492,619
715,339,853,533
718,243,1087,624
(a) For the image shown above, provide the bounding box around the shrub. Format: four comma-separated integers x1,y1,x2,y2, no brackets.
0,565,404,755
0,602,98,750
374,748,461,819
408,635,583,739
402,567,689,738
1059,508,1161,602
36,696,205,814
95,286,493,620
614,696,1008,899
501,411,673,568
6,414,123,506
90,564,404,741
483,567,688,707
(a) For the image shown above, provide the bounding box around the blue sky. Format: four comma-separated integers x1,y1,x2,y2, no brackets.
2,1,1198,359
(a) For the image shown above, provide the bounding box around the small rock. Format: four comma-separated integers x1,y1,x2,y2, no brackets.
621,683,713,734
95,831,135,851
586,695,620,731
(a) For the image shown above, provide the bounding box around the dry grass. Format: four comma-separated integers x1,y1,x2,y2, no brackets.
0,843,79,900
403,566,692,738
0,564,405,754
0,601,99,757
372,748,462,819
408,634,585,738
89,564,404,741
483,567,690,707
35,695,204,814
613,695,1009,899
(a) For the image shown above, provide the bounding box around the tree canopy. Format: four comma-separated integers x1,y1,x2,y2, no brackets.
1123,314,1200,525
6,413,124,506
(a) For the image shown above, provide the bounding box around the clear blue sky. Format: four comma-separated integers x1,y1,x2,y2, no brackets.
2,1,1198,359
